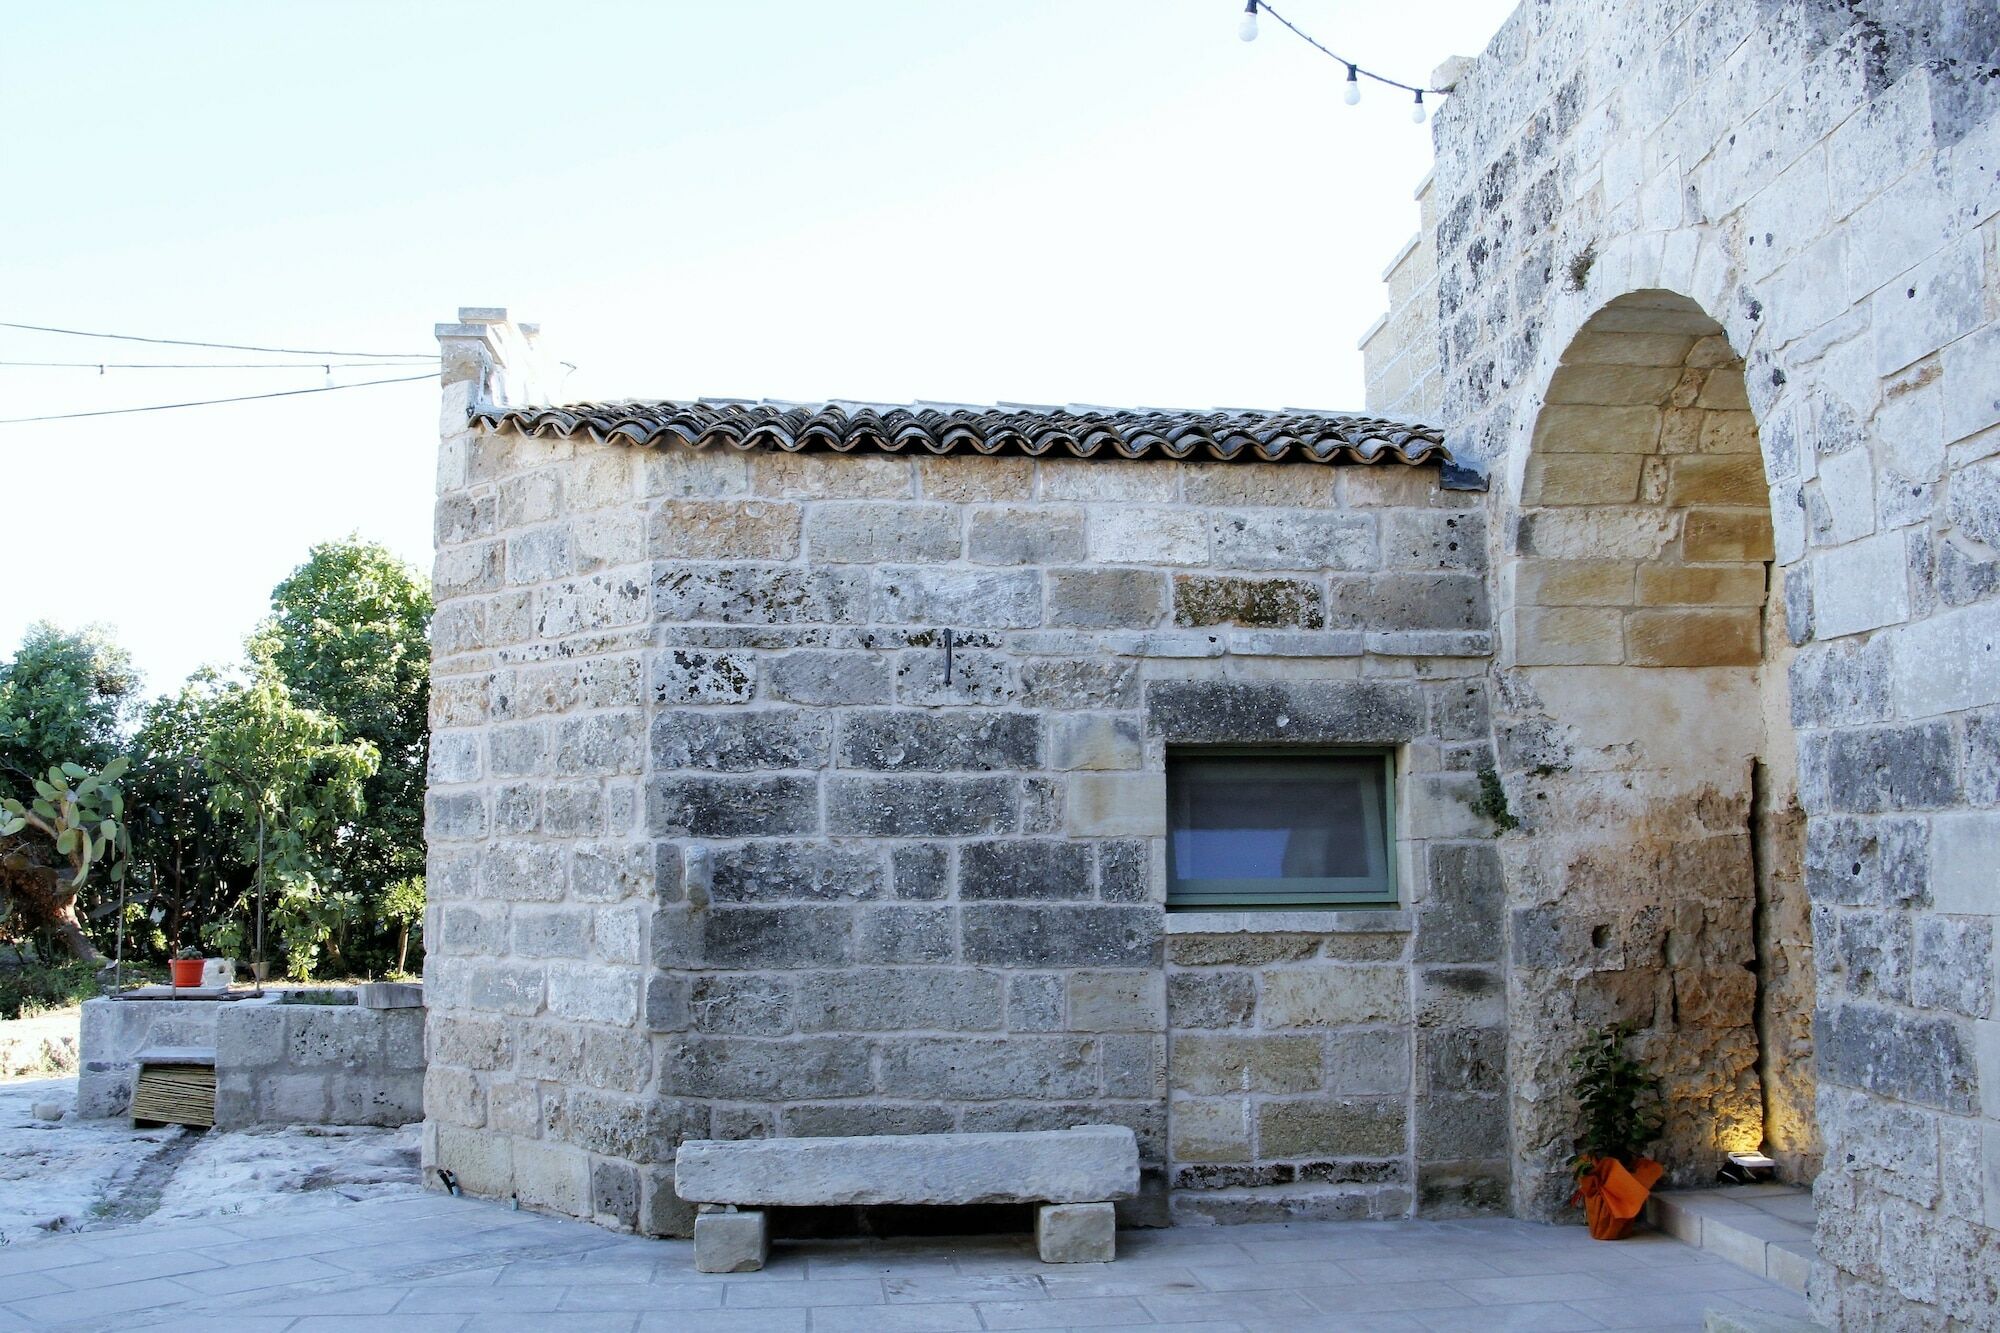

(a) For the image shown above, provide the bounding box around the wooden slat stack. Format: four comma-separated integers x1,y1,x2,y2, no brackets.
131,1063,216,1128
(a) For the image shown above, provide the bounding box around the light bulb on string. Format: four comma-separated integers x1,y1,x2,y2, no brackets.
1344,64,1361,105
1238,0,1258,42
1411,90,1427,123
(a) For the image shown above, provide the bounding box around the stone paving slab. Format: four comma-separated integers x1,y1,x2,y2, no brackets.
0,1193,1812,1331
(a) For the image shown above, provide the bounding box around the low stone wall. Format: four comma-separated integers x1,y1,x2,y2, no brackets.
77,989,426,1128
215,995,425,1129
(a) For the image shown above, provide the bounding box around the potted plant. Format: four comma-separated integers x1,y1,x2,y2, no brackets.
170,946,205,989
1568,1023,1665,1239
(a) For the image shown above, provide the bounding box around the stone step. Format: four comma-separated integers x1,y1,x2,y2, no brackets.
1647,1184,1813,1295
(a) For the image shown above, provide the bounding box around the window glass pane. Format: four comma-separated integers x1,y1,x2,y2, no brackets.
1167,753,1392,906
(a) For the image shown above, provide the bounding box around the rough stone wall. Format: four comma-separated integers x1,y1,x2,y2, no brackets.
213,1000,426,1130
425,318,1504,1233
1361,174,1446,421
1404,0,2000,1322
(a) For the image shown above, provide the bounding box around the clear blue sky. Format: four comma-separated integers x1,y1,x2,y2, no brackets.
1,0,1515,693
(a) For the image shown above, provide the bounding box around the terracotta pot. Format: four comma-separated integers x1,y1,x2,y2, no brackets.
1571,1155,1663,1240
169,958,205,988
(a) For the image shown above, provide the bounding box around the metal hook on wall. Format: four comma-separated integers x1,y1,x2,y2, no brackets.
942,627,954,686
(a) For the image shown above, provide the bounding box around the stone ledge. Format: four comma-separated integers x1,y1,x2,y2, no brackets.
1164,910,1414,935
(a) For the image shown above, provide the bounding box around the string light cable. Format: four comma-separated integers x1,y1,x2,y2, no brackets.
0,320,439,360
0,372,437,426
1236,0,1448,122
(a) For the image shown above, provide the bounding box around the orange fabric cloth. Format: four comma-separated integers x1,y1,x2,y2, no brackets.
1570,1157,1662,1239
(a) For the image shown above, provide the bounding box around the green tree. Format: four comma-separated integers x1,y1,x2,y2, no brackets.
201,673,378,979
125,674,253,958
251,538,430,972
0,622,140,786
0,624,142,961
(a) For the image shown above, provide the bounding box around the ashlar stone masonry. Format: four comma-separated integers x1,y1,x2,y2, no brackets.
424,314,1502,1234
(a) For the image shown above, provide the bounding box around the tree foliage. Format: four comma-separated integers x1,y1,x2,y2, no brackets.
0,625,143,961
201,672,378,979
0,537,431,979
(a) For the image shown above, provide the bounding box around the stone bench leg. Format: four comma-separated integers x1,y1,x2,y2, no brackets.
694,1207,769,1273
1036,1202,1115,1264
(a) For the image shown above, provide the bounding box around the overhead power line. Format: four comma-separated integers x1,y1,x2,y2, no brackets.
0,372,437,425
0,359,439,371
0,320,440,360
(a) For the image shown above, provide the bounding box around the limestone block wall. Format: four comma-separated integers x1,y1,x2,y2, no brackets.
1361,173,1445,422
1408,0,2000,1321
425,322,1503,1234
213,999,426,1129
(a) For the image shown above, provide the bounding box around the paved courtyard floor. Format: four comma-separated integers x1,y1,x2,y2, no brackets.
0,1190,1811,1332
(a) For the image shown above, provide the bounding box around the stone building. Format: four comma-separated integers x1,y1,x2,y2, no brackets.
423,0,2000,1322
1362,0,1999,1324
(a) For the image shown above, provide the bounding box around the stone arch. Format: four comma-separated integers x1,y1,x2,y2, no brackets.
1490,289,1815,1218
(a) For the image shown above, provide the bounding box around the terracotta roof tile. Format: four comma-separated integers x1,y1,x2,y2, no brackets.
473,399,1479,483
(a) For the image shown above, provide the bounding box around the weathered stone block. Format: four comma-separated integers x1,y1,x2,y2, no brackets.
766,650,890,705
1259,967,1408,1028
677,1125,1139,1207
653,564,867,624
703,907,853,968
1210,511,1376,571
651,649,755,705
1090,507,1209,565
1145,680,1422,743
1624,607,1761,665
963,904,1160,968
969,507,1087,564
1068,970,1165,1032
872,567,1040,628
837,710,1040,772
1170,1035,1323,1095
649,775,819,837
806,503,962,563
708,841,885,902
795,969,1002,1032
891,844,949,900
651,709,831,771
858,905,956,963
960,840,1094,900
650,500,800,560
826,775,1016,836
1047,568,1168,628
1037,1201,1116,1263
1052,715,1144,771
1167,971,1256,1029
693,1209,769,1273
1173,575,1325,628
1067,773,1167,836
665,1035,873,1100
1258,1098,1406,1158
1019,658,1139,710
1170,1098,1252,1162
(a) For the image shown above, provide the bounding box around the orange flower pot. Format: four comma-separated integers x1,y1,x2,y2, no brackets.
170,958,206,988
1571,1156,1663,1239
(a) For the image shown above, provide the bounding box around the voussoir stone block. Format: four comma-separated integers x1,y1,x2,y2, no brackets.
673,1126,1140,1207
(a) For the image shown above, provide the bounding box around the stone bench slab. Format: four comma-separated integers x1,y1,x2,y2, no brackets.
675,1125,1138,1208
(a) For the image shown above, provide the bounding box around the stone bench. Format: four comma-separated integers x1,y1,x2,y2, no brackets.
673,1125,1139,1272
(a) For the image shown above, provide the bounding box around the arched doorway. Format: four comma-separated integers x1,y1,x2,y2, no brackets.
1493,290,1816,1218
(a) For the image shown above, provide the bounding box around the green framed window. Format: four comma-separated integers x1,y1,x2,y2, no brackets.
1165,749,1397,908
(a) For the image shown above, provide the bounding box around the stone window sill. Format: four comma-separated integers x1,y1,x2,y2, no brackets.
1163,909,1413,935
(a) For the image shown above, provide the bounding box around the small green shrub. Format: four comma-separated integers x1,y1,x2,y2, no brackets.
1570,1023,1664,1172
0,958,103,1020
277,987,353,1006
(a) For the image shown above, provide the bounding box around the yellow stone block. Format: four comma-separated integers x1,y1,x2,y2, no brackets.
1636,563,1769,606
1668,454,1768,506
1681,508,1776,561
1699,410,1760,455
1624,607,1762,666
1513,558,1637,607
1512,606,1625,665
1544,363,1683,406
1522,454,1646,505
1531,404,1665,454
